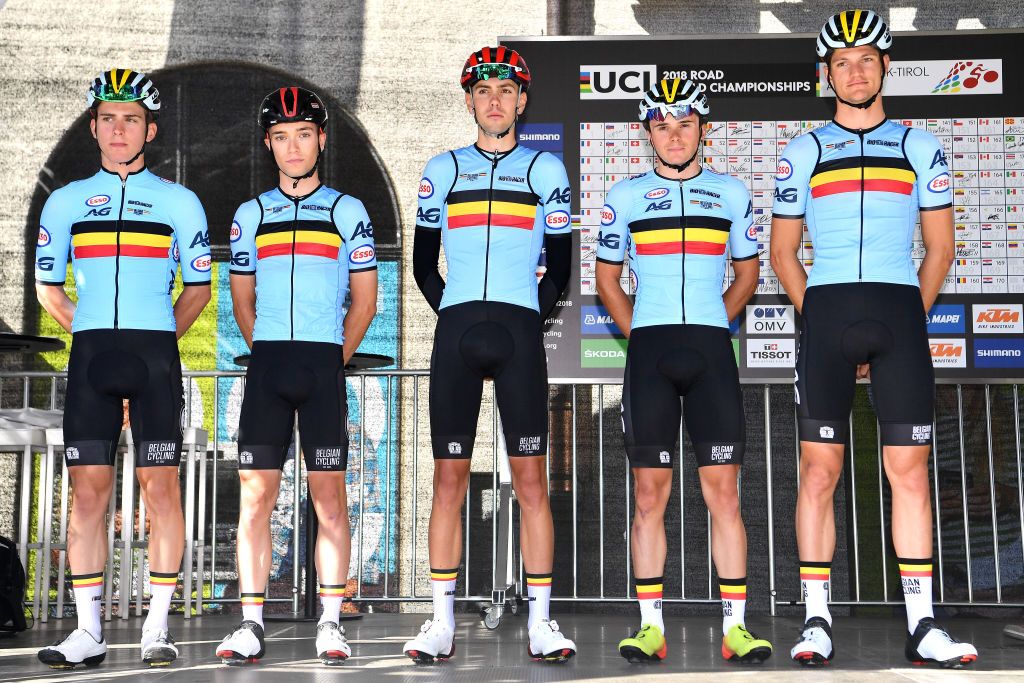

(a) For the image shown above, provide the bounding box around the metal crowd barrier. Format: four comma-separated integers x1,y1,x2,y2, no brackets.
1,371,1022,622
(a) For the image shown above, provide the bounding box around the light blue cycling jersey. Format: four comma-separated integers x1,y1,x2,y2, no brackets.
597,168,758,329
772,119,952,288
416,143,571,311
34,167,211,332
230,184,377,345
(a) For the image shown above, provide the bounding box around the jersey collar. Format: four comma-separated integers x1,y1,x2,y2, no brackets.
99,165,149,178
276,183,324,203
473,143,518,164
653,166,703,182
831,118,888,135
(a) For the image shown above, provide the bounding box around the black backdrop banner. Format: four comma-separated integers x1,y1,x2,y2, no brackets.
505,31,1024,382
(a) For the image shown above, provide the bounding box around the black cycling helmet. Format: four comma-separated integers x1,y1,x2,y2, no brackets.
258,87,328,131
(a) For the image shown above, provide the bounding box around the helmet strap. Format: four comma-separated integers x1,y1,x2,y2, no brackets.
655,121,704,174
473,84,521,140
278,139,323,190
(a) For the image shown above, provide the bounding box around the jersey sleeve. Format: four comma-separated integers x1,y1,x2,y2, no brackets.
727,179,758,261
529,152,572,235
416,153,455,231
229,199,260,276
596,179,631,265
173,189,212,285
905,128,952,211
772,132,817,219
35,189,73,285
337,195,377,273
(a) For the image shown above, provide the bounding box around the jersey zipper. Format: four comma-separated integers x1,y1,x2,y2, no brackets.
290,197,299,339
482,151,498,300
858,130,865,281
679,179,687,324
113,177,127,328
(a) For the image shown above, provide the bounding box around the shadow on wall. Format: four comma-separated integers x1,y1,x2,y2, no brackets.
23,62,400,338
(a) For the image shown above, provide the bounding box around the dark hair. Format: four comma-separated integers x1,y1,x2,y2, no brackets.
824,44,887,69
89,100,157,125
642,114,707,132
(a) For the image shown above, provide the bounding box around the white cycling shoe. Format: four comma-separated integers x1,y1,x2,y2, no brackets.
37,628,107,669
316,621,351,666
791,617,834,666
905,617,978,668
141,627,178,666
216,620,266,665
403,618,455,663
528,619,576,662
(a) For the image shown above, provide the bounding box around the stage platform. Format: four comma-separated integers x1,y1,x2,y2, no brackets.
1,613,1022,681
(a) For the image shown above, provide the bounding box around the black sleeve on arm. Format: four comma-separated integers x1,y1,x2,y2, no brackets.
538,232,572,320
413,226,445,313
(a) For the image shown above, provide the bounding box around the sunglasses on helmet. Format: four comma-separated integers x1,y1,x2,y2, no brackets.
640,102,696,123
468,63,524,82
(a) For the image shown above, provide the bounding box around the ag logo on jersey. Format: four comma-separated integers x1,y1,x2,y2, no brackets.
85,194,110,207
776,158,793,181
600,205,616,226
37,226,51,247
350,246,375,265
545,210,570,229
928,172,951,193
230,221,242,243
644,187,670,200
418,177,434,199
190,254,212,273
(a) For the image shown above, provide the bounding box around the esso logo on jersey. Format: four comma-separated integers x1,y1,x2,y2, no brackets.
37,226,51,247
928,172,951,193
600,205,616,226
229,221,242,242
350,246,375,265
545,210,570,229
746,224,759,242
776,158,793,181
418,177,434,199
85,194,110,207
644,187,670,200
190,254,212,273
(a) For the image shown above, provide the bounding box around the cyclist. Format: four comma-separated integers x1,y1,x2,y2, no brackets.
403,46,575,663
597,78,770,664
770,9,977,668
35,69,211,668
215,87,377,667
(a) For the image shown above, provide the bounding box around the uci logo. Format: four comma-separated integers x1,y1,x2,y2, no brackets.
85,194,110,207
579,64,657,100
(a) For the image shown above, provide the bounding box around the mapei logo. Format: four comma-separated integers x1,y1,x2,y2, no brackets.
927,304,964,333
928,172,951,193
581,305,621,335
190,254,212,273
929,338,967,368
932,61,1001,94
973,303,1023,333
644,187,670,200
85,194,110,207
579,64,657,99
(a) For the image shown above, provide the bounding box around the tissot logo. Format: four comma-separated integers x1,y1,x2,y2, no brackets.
579,65,657,99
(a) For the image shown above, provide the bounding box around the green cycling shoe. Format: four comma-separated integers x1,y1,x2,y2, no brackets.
721,624,773,663
618,624,667,663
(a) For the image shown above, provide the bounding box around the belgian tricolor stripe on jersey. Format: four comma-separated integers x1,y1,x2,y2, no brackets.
629,215,732,256
70,219,173,259
447,189,539,230
810,156,916,198
254,220,342,260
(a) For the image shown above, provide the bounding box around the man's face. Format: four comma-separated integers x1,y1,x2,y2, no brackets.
264,121,326,176
826,45,889,105
465,78,527,136
90,101,155,164
646,111,703,167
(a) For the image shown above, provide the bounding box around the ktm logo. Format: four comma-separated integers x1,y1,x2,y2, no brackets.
930,343,963,357
977,308,1019,323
